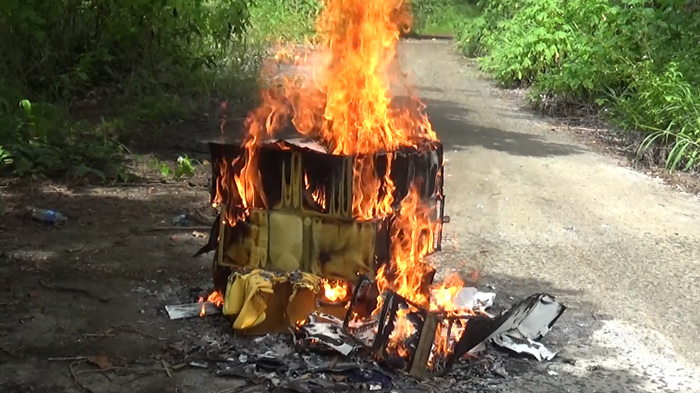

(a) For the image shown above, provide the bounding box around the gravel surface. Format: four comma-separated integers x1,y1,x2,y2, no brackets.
402,39,700,392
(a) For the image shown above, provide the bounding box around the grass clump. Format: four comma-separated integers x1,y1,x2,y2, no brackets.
410,0,479,36
458,0,700,171
249,0,322,43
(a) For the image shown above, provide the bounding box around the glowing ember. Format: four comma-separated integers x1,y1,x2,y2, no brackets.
322,279,349,302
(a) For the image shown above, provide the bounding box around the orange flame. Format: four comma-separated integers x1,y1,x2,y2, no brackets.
197,291,224,317
304,173,327,210
215,0,436,223
321,279,349,302
376,187,437,303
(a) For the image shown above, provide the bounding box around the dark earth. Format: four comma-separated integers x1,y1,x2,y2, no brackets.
1,39,699,393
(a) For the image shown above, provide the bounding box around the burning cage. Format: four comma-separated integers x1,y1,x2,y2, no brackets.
206,138,446,311
178,0,568,380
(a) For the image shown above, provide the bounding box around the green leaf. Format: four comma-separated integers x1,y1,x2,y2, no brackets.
160,163,171,177
19,99,32,116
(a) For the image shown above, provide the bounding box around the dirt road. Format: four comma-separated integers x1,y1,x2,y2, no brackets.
401,39,700,392
1,39,699,393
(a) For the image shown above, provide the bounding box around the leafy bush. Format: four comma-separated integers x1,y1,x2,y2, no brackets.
460,0,700,171
0,0,254,180
0,0,251,100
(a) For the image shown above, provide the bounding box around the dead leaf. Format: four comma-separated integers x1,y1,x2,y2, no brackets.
88,355,113,369
27,291,38,299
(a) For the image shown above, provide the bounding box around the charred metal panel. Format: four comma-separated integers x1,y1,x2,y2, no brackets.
206,138,446,290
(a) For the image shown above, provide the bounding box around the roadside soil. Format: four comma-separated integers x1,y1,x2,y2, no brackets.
1,38,699,393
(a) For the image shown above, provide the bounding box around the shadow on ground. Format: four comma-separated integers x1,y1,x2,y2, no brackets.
118,90,583,168
423,97,583,157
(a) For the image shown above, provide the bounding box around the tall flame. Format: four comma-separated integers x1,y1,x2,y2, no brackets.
220,0,469,361
229,0,435,221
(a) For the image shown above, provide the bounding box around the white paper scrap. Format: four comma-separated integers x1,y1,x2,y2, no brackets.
435,287,497,311
165,302,220,320
492,330,558,361
302,313,356,356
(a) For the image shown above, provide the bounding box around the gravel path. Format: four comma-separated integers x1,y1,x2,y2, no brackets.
402,39,700,392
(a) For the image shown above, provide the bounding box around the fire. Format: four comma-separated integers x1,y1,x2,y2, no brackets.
321,279,349,302
376,187,437,304
215,0,436,224
304,173,327,210
430,273,465,313
216,0,469,361
198,291,224,317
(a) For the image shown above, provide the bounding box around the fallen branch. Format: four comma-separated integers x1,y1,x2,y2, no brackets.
145,226,213,232
115,325,162,340
49,356,89,361
82,332,116,338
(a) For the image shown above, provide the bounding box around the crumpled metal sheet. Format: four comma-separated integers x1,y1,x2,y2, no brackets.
487,294,566,361
448,293,566,366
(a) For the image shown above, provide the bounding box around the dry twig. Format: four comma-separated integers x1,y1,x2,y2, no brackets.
162,359,173,378
49,356,88,361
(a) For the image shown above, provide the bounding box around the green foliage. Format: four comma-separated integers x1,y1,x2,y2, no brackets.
0,0,255,180
0,146,12,169
410,0,479,35
175,155,197,179
460,0,700,171
0,98,127,180
0,0,251,100
249,0,322,42
153,154,198,180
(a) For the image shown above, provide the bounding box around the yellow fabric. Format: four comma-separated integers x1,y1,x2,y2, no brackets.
310,218,375,282
286,272,321,325
223,269,325,332
222,211,268,269
268,212,303,272
223,269,274,330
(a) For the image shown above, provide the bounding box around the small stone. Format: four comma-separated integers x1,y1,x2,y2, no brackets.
493,365,508,378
